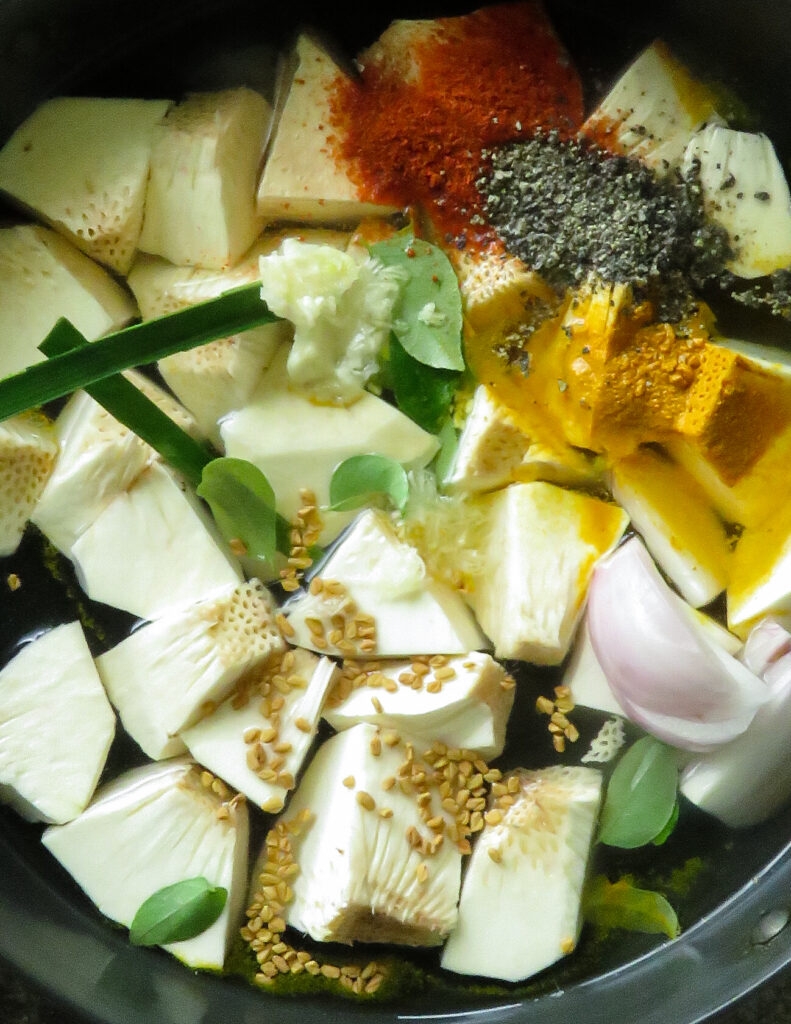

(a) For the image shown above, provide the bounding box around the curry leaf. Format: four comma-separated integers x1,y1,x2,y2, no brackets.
197,457,278,565
328,454,410,512
388,333,461,433
583,875,680,939
598,737,678,849
651,799,680,846
371,236,464,371
129,877,227,946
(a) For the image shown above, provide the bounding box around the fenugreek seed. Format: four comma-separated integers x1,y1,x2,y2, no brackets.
273,740,292,753
426,816,444,831
434,666,457,681
371,696,383,714
507,776,520,793
399,671,417,686
291,962,305,975
551,711,570,729
379,806,393,819
260,962,278,978
313,635,327,649
365,975,384,993
442,798,459,814
565,723,580,743
484,809,504,826
340,975,355,991
244,727,261,744
277,772,295,789
336,640,356,655
305,960,321,975
309,577,323,595
488,847,503,864
553,734,566,753
321,964,341,979
457,838,472,855
261,796,283,813
416,862,429,883
281,578,301,592
357,791,376,811
273,955,290,973
411,662,431,676
360,962,378,980
411,677,424,691
536,695,555,715
328,629,344,645
484,769,503,783
269,917,286,933
271,695,285,712
470,811,484,832
429,655,449,668
295,717,311,733
370,734,382,757
560,937,575,954
305,617,325,636
358,639,377,652
297,951,311,964
288,674,306,689
259,768,278,782
246,748,261,771
345,622,358,640
276,613,296,638
426,680,441,693
270,755,285,772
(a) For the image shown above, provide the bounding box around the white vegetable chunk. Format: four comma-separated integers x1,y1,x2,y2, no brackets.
221,347,439,542
465,482,629,664
285,509,487,657
0,97,171,274
0,622,115,824
0,224,136,377
138,88,271,269
0,412,58,556
42,758,249,970
71,462,242,620
441,766,602,982
267,723,462,944
683,124,791,279
257,35,400,224
562,618,624,717
583,41,719,171
681,620,791,827
182,649,337,812
324,651,514,759
96,579,284,760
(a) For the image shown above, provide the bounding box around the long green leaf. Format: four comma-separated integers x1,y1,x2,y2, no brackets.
0,282,277,420
129,877,227,946
40,321,214,488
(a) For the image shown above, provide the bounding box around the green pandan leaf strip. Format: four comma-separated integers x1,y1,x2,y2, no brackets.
40,320,214,489
328,454,410,512
583,875,680,939
371,236,464,371
388,333,461,434
0,281,277,421
651,799,680,846
129,877,228,946
598,736,678,849
197,457,278,566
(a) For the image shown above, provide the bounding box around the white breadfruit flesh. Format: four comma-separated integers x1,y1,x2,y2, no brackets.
0,411,57,556
0,224,137,377
561,617,624,717
42,758,249,970
265,723,462,945
465,482,629,664
0,97,171,274
182,649,337,813
257,34,400,225
728,502,791,636
583,41,719,172
714,336,791,379
441,765,602,982
70,462,242,620
609,447,731,608
95,579,284,760
0,622,115,824
581,718,627,765
31,378,200,556
447,384,601,494
324,651,514,759
138,88,270,269
284,509,487,657
451,248,556,334
683,124,791,279
220,347,439,543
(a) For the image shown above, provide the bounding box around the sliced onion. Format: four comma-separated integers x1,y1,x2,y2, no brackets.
741,617,791,679
588,537,768,751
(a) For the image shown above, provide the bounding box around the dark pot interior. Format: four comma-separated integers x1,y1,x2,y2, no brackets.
2,1,791,1021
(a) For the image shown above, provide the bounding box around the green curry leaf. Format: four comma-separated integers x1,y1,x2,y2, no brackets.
583,875,680,939
598,737,678,849
388,333,461,433
197,457,278,565
129,877,227,946
371,236,464,371
328,454,410,512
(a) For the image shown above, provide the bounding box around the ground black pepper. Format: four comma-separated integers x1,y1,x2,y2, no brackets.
478,129,731,320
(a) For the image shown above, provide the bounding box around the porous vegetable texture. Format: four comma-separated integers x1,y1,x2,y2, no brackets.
96,579,285,760
42,758,249,970
0,412,57,556
0,97,171,274
0,224,137,377
138,88,271,269
0,622,115,824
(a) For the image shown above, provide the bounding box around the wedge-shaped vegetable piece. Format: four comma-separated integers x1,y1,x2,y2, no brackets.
441,766,602,982
0,411,57,556
257,35,400,224
221,347,439,542
728,497,791,635
683,124,791,279
324,651,514,759
182,649,337,812
0,622,114,824
32,378,201,556
583,41,718,171
681,621,791,826
42,758,249,969
447,384,601,493
0,225,136,377
71,462,242,620
0,97,171,274
138,88,270,269
609,447,731,607
268,723,462,944
96,579,284,760
285,509,486,657
465,482,628,664
452,249,556,334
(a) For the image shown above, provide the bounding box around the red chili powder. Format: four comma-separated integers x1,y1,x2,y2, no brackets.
329,2,584,249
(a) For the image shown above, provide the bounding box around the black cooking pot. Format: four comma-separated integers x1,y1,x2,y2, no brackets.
2,0,791,1021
